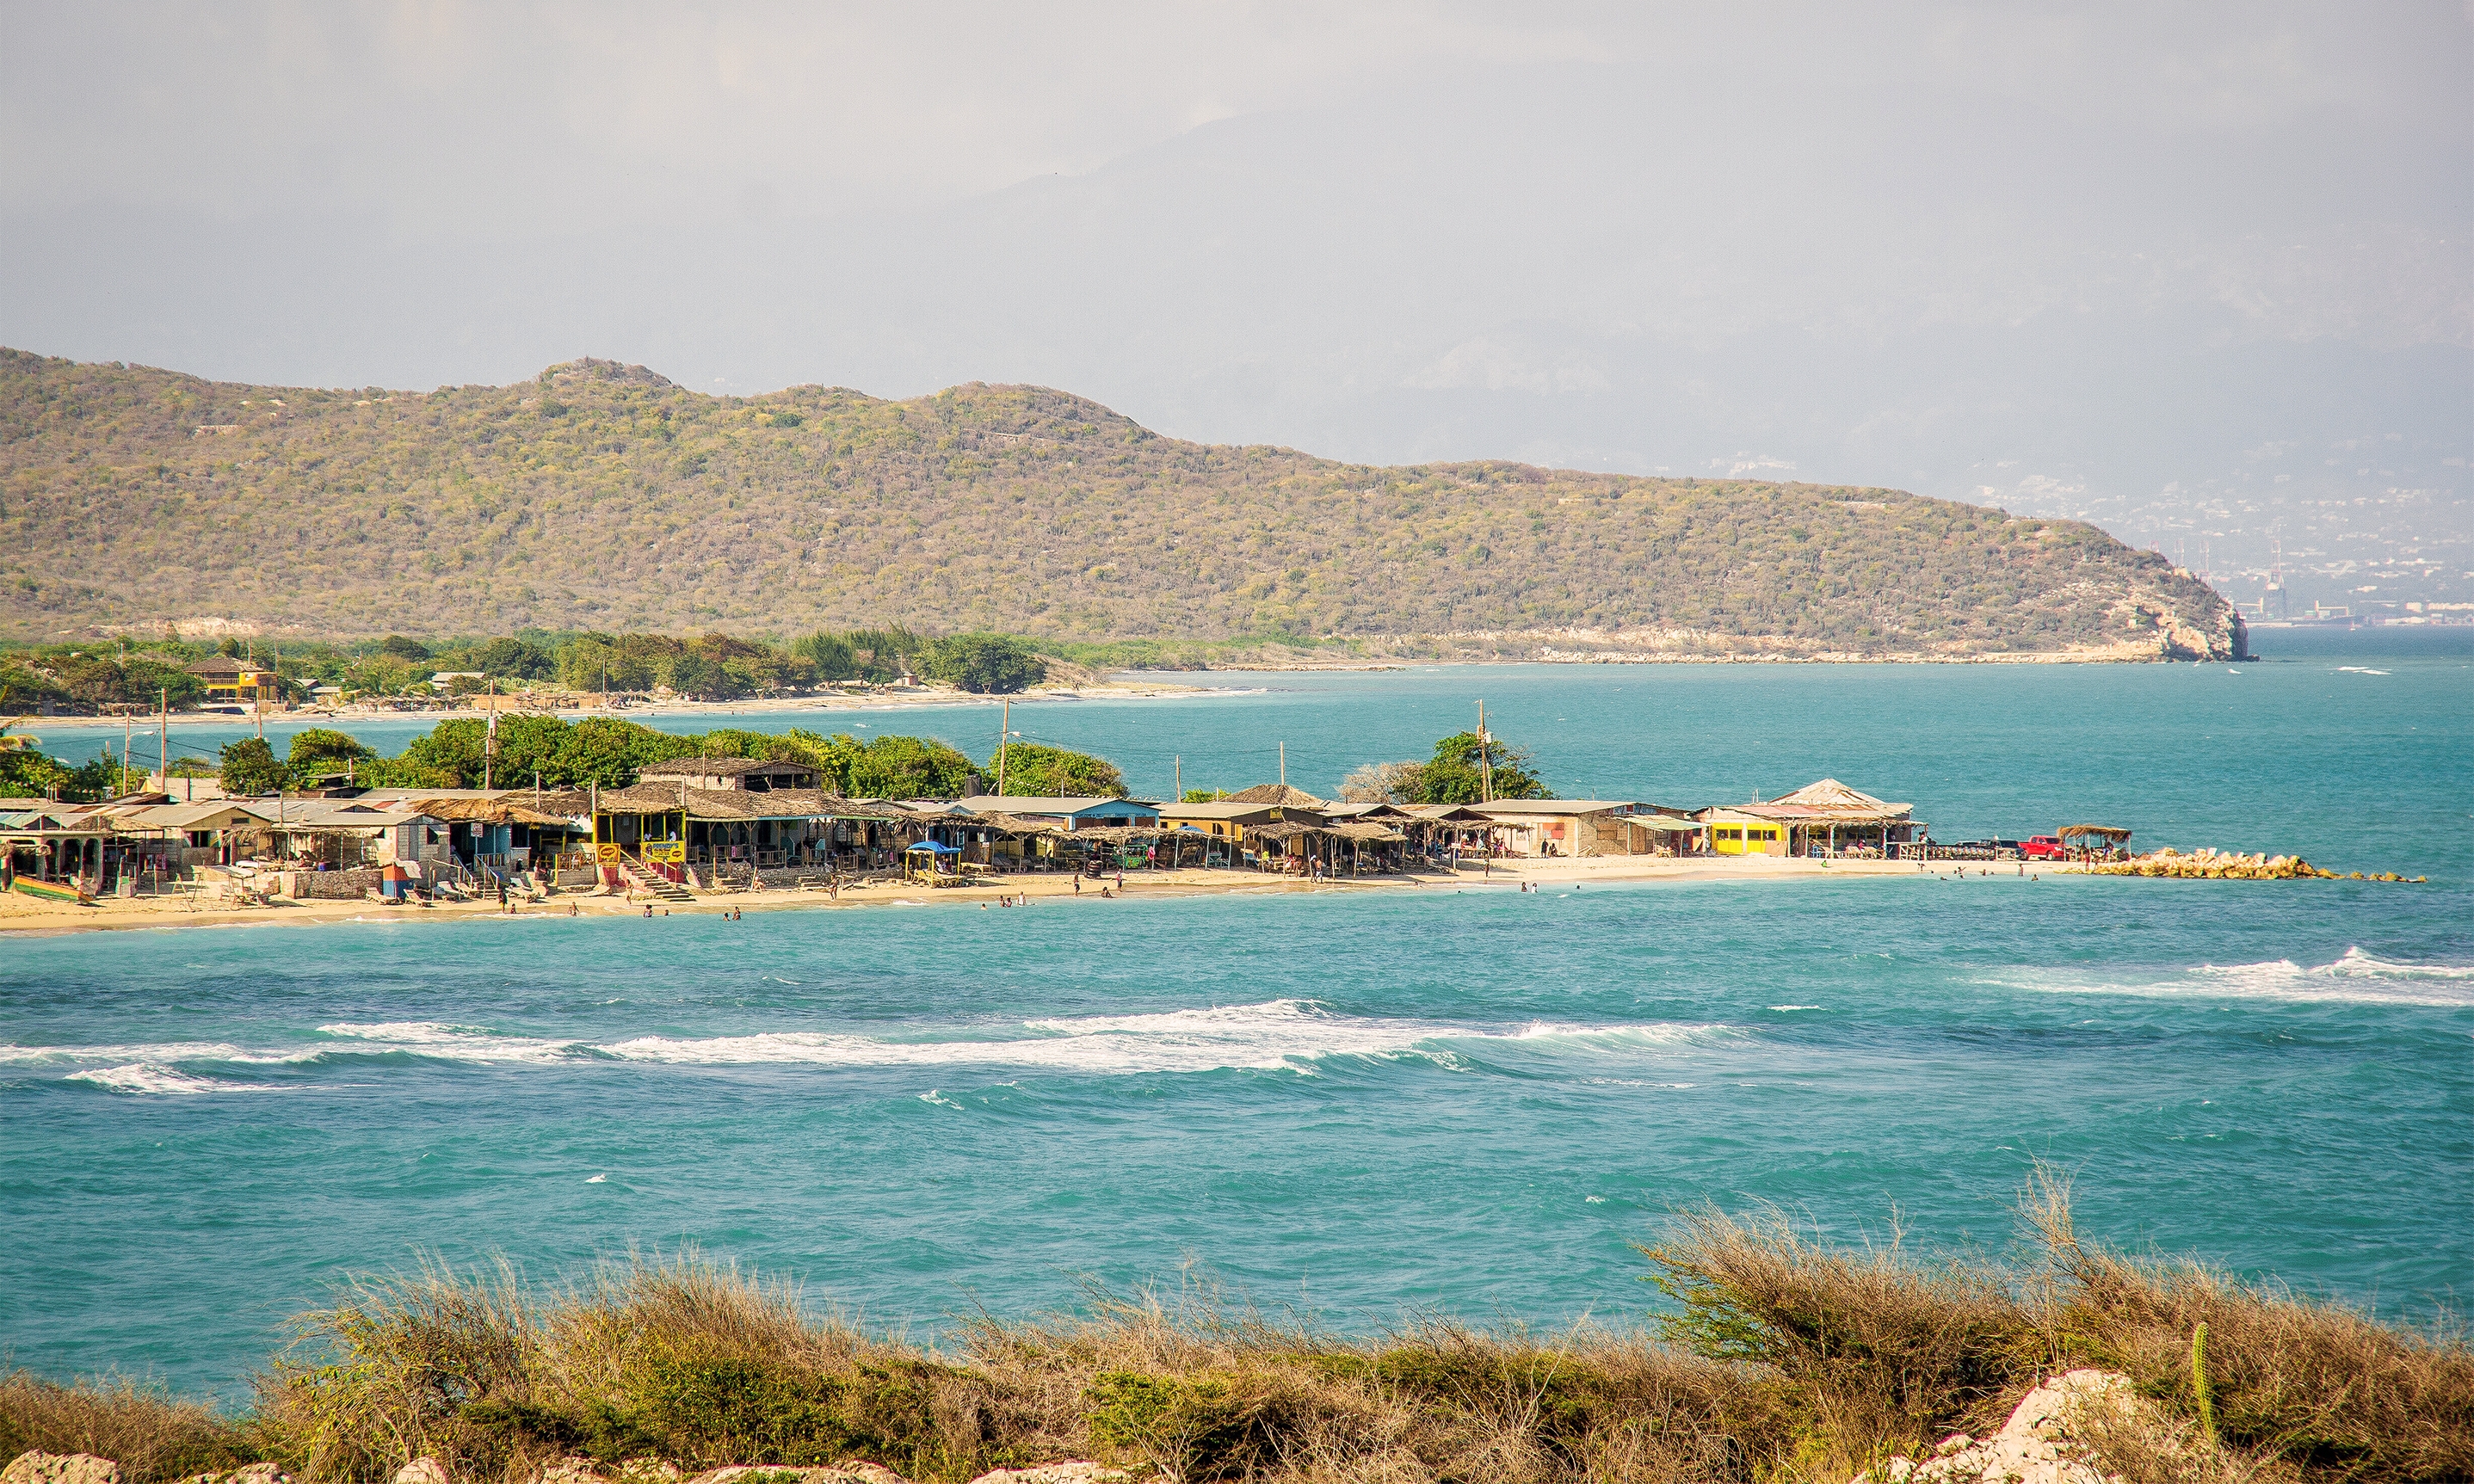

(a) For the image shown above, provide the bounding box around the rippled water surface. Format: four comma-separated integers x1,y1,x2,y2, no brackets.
6,630,2470,1395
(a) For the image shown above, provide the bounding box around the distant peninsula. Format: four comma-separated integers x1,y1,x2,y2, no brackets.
0,349,2243,662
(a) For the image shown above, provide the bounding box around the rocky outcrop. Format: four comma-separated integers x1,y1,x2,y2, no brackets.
393,1461,451,1484
172,1463,291,1484
962,1468,1129,1484
3,1454,122,1484
1871,1370,2138,1483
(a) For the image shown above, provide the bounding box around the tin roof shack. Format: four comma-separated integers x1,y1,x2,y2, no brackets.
639,757,820,792
255,801,441,871
1471,800,1672,858
386,793,585,871
186,655,281,712
963,797,1161,831
106,800,276,871
1715,779,1923,858
1156,799,1289,845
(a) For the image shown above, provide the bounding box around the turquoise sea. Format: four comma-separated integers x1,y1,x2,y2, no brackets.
5,629,2471,1398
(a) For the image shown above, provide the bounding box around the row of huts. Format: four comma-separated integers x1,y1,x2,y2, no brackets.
3,759,1924,898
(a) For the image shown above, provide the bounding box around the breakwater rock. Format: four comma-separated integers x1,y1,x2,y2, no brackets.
2072,847,2421,881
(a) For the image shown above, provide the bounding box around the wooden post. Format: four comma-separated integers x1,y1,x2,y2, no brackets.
1478,700,1491,802
997,698,1009,798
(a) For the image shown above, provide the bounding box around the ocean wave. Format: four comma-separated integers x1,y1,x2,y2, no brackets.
1,1040,252,1066
18,1003,1734,1085
65,1062,288,1095
1993,947,2474,1007
313,1021,592,1063
603,999,1494,1075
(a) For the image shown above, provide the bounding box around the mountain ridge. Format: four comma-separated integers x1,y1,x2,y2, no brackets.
0,348,2243,660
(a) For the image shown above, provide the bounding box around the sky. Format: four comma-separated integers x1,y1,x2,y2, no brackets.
4,2,2470,605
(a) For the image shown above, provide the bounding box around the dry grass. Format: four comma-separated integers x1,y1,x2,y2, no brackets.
6,1194,2467,1484
0,1370,253,1484
2023,1177,2474,1483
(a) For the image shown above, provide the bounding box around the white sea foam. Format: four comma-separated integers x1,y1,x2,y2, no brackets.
66,1062,287,1095
1992,947,2474,1007
0,1040,250,1065
604,1001,1727,1076
313,1021,589,1063
24,1004,1731,1086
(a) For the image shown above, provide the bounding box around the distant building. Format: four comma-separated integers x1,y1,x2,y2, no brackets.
961,796,1159,831
186,656,280,708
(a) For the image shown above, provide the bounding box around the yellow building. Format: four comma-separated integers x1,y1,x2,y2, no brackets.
187,656,281,708
1700,809,1790,856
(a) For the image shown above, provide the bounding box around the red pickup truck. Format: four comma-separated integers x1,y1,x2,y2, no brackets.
2017,834,2069,860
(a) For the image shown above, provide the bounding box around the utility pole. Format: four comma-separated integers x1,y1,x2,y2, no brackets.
157,687,169,796
1279,742,1286,788
1174,754,1181,801
483,680,497,791
1478,700,1492,803
997,698,1010,797
122,711,133,795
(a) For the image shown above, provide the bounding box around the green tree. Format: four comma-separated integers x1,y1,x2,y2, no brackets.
218,737,289,796
921,632,1046,694
1403,730,1552,804
991,742,1123,797
287,728,375,784
0,663,68,714
845,734,974,798
0,738,71,798
474,636,557,680
378,635,433,662
793,632,858,680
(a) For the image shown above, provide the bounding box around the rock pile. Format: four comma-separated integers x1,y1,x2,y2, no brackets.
2071,846,2409,880
3,1454,122,1484
1868,1370,2136,1483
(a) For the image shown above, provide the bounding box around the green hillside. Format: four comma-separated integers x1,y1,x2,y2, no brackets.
0,349,2243,659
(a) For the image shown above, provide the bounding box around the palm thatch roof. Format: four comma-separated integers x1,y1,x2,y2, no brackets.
1225,783,1328,808
1752,778,1913,823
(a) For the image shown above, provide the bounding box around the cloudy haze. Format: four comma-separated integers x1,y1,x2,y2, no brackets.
5,3,2469,607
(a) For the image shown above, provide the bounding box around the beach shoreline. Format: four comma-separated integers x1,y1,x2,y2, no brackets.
0,853,2069,937
16,680,1231,733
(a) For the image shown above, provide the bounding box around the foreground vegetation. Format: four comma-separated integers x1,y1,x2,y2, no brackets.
1,350,2238,657
3,1188,2464,1484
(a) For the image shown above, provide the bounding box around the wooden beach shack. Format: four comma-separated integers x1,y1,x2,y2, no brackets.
1471,800,1700,858
1711,779,1923,858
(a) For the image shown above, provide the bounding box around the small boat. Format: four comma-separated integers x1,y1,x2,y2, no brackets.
9,877,93,907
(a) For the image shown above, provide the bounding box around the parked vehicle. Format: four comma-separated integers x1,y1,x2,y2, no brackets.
2018,834,2069,859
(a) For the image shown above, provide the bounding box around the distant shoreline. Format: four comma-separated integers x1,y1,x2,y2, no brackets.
15,647,2237,732
0,853,2076,938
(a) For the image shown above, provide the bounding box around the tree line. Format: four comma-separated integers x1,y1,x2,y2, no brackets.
0,626,1054,715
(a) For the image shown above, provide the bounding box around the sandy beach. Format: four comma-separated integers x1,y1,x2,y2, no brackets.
18,678,1227,733
0,852,2065,937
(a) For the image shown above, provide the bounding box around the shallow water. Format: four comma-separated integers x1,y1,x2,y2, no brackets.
4,630,2469,1397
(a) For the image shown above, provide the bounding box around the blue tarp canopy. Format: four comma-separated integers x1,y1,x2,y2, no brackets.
904,840,961,853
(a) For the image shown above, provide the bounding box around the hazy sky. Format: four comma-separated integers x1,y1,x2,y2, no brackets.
5,3,2468,579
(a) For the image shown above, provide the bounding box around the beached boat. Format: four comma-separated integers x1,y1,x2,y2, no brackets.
10,876,93,906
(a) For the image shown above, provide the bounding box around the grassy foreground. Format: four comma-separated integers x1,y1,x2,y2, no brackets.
4,1190,2466,1484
